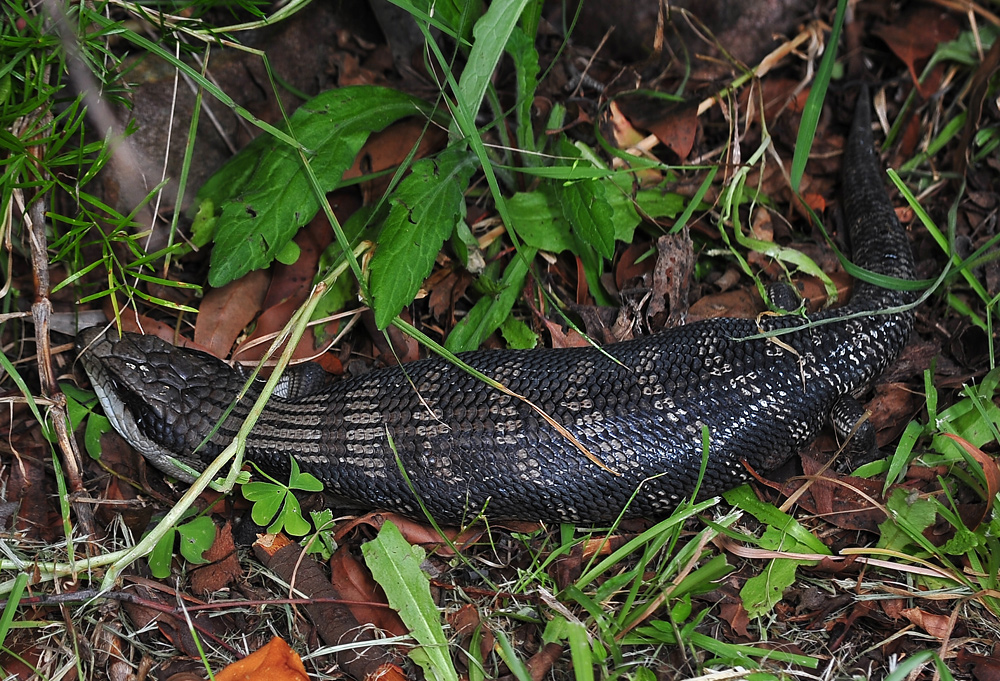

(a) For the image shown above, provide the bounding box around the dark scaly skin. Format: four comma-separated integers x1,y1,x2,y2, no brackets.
77,89,916,524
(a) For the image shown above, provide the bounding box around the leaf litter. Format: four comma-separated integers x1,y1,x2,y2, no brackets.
2,0,999,679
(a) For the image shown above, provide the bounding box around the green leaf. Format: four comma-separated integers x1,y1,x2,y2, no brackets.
149,527,177,579
445,247,537,352
363,520,458,681
506,25,541,154
243,482,284,526
878,488,937,553
456,0,531,126
274,239,300,266
177,516,215,565
740,558,796,619
635,189,688,219
499,316,537,349
561,178,615,259
272,493,310,536
369,146,476,328
84,413,111,459
507,189,573,253
287,457,324,492
305,509,338,560
201,86,433,287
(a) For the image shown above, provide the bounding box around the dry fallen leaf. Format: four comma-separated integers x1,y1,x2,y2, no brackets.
215,637,308,681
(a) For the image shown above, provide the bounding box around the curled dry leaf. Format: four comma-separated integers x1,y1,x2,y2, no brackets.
214,637,308,681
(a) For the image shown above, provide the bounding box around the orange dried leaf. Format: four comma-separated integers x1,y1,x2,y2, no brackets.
215,637,308,681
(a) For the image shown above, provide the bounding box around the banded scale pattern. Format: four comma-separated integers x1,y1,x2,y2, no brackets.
78,88,916,524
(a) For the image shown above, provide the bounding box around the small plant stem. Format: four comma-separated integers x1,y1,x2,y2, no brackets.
99,280,330,590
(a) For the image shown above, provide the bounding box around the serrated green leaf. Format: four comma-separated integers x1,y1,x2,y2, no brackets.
201,87,433,287
362,520,458,681
561,178,615,259
177,516,215,564
499,316,537,349
369,146,476,328
740,557,798,619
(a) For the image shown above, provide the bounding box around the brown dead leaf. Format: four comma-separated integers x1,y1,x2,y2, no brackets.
253,541,402,679
342,118,447,202
647,232,694,327
773,453,887,533
901,607,955,640
334,511,483,556
605,99,645,149
868,382,919,448
120,581,227,658
426,268,473,324
190,522,242,596
718,601,752,640
800,192,826,215
215,637,308,681
873,7,960,98
957,647,1000,681
634,102,699,162
99,307,213,353
750,77,810,121
687,289,759,323
447,604,495,668
881,598,906,620
542,316,590,349
615,242,655,292
330,547,407,636
9,426,60,543
234,214,332,366
195,269,270,358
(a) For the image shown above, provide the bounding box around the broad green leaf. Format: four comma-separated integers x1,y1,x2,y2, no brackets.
243,482,284,526
363,520,458,681
272,494,310,536
456,0,530,124
149,528,177,579
499,316,537,349
561,178,615,259
200,86,433,287
507,189,572,253
177,516,215,564
635,189,688,219
369,146,476,328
